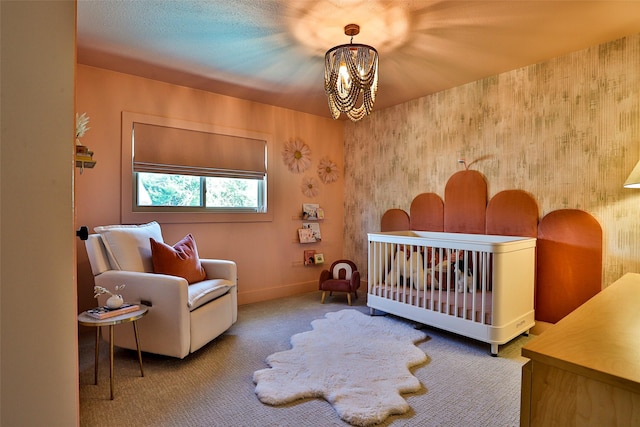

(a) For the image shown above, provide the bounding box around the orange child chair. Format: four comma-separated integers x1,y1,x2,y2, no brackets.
318,260,360,305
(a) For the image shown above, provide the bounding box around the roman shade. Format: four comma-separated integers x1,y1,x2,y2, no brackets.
133,122,266,179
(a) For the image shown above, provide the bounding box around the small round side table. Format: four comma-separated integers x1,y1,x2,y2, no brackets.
78,305,148,400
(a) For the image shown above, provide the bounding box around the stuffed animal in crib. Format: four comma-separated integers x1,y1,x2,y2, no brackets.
455,260,474,293
386,250,411,287
386,249,438,290
425,258,450,290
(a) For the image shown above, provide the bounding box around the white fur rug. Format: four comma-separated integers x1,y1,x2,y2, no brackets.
253,309,429,426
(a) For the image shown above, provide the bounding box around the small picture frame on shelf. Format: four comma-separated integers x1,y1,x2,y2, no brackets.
314,253,325,265
316,207,325,220
304,249,316,266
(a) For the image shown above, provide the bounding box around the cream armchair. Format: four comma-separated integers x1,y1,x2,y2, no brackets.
84,222,237,359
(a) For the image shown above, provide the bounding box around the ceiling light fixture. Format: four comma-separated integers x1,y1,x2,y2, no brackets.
324,24,378,122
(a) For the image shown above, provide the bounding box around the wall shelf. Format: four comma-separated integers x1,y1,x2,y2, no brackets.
75,158,96,173
75,159,96,168
75,144,96,173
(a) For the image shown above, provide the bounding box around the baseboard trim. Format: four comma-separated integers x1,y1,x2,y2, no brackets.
238,281,318,305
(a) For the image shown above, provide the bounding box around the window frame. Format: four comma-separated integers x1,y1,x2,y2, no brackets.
121,111,273,224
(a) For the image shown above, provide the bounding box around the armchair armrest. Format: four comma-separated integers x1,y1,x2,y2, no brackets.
200,259,238,325
201,259,237,286
319,269,331,288
94,270,189,306
93,270,191,358
350,270,361,290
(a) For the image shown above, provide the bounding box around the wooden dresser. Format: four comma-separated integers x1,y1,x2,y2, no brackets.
520,273,640,426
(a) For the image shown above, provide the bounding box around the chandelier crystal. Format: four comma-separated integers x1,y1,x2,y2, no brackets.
324,24,378,122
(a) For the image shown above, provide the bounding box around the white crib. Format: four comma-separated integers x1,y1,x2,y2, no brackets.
368,231,536,355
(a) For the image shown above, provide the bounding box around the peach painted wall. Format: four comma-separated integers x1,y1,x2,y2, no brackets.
343,33,640,290
75,65,344,312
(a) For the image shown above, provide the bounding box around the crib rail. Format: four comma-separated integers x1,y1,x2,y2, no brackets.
367,231,536,353
369,238,494,324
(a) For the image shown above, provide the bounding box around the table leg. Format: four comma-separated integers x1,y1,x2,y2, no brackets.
109,325,114,400
94,327,100,385
132,321,144,377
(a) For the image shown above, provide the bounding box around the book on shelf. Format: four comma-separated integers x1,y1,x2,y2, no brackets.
86,303,140,320
304,249,316,265
298,228,316,243
302,222,322,241
302,203,320,220
75,155,94,162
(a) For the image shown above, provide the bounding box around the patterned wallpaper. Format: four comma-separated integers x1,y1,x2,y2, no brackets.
344,34,640,288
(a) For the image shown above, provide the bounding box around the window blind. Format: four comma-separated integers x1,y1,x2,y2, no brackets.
133,122,266,179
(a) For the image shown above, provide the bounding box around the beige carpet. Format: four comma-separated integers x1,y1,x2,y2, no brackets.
79,291,533,426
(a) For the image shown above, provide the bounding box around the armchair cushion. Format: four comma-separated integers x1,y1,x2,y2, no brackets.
188,279,233,311
150,233,206,284
94,221,163,272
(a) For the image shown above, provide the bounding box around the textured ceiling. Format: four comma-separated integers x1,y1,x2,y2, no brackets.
77,0,640,119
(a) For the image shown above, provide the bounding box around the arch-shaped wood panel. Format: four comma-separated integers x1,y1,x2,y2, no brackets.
485,190,539,237
380,209,410,232
536,209,602,323
410,193,444,231
444,170,487,234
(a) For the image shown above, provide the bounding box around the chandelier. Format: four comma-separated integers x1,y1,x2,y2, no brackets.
324,24,379,122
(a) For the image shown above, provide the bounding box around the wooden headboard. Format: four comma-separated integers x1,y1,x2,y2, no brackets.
381,170,602,323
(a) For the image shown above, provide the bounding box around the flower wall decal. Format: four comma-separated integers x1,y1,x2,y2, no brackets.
282,139,311,173
317,157,339,184
301,176,319,198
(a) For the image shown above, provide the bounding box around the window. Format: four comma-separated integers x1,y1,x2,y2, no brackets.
136,173,263,211
121,112,273,223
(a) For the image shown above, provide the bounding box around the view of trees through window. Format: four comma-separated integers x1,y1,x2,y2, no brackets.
137,172,260,209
